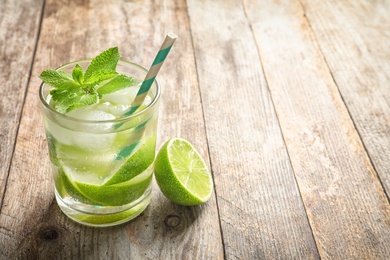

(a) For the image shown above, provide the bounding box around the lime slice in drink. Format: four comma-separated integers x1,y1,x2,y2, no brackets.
107,134,156,184
56,168,97,205
58,135,156,206
58,165,152,206
74,172,152,206
74,196,150,226
154,138,213,206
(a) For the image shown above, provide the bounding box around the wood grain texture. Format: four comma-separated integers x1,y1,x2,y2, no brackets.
187,0,319,259
300,0,390,197
2,0,389,258
0,0,43,206
0,0,223,258
244,0,390,258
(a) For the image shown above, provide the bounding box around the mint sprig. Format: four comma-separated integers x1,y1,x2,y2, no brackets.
39,47,138,113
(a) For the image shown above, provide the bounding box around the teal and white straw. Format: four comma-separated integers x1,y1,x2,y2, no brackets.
124,33,177,116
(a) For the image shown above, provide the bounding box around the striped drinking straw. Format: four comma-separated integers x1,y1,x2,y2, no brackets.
124,33,177,116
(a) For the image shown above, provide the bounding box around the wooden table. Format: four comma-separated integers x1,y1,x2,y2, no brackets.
1,0,389,259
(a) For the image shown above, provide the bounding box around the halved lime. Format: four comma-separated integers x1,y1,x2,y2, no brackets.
154,138,213,206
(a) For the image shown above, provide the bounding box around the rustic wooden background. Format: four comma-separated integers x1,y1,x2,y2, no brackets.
0,0,389,259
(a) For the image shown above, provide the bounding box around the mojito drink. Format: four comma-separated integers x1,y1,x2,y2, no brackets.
39,54,160,227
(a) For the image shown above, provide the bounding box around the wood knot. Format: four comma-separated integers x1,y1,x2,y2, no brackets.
164,214,181,228
38,226,59,241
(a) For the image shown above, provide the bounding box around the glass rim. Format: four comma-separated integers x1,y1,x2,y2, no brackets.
39,59,161,124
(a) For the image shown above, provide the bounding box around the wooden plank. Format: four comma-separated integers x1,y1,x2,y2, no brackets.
0,0,223,258
300,0,390,197
244,0,390,258
187,0,319,259
0,0,43,206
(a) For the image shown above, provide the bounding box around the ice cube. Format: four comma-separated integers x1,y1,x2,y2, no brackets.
46,118,116,150
67,108,116,150
45,118,74,146
101,85,140,105
143,95,152,106
64,106,116,132
47,120,116,150
71,132,116,151
59,149,121,185
66,107,116,121
45,107,117,150
95,101,130,117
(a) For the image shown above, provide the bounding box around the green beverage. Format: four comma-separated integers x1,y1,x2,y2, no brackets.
39,48,160,226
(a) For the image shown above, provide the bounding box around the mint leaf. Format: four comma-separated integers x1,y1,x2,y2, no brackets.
84,69,118,84
84,47,120,81
72,64,84,84
76,91,99,108
76,91,99,106
39,70,80,90
51,88,99,113
51,88,85,113
97,75,139,95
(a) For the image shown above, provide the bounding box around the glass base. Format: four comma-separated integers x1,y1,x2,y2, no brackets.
55,189,151,227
